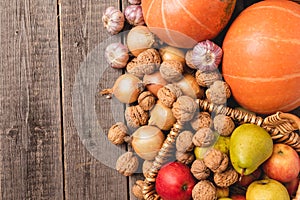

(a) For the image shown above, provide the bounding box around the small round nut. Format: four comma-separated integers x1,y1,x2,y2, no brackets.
157,84,182,108
138,91,156,111
132,180,144,200
190,112,213,131
172,95,198,122
116,152,139,176
125,105,149,128
107,122,128,145
206,80,231,105
195,70,222,87
176,151,195,165
191,159,210,180
159,60,184,82
213,114,235,136
176,130,194,152
192,180,217,200
203,148,229,173
192,128,216,147
214,168,239,187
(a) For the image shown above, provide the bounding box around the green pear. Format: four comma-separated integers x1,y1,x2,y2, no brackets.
246,179,290,200
230,123,273,175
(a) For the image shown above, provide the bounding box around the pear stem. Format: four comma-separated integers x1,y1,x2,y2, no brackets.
239,168,245,182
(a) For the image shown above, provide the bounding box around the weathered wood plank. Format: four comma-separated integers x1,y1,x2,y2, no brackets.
60,0,128,199
0,0,63,199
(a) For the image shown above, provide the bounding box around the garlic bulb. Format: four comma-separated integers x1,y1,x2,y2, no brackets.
192,40,223,72
124,5,145,26
102,7,125,35
105,42,129,68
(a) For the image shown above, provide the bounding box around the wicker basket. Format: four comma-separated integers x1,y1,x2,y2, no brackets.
142,99,300,200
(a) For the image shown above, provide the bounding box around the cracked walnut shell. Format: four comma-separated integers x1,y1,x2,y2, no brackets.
214,168,239,187
203,148,229,173
116,152,139,176
192,180,217,200
192,128,216,147
125,105,149,128
191,159,210,180
108,122,128,145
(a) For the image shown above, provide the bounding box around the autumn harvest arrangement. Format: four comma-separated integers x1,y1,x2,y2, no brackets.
100,0,300,199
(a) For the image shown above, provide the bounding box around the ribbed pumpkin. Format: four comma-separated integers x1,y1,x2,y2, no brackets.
222,0,300,114
141,0,236,48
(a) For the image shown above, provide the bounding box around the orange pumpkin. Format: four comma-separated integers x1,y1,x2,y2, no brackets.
222,0,300,114
141,0,236,48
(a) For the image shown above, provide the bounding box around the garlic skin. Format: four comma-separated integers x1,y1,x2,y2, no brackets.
192,40,223,72
124,5,145,26
105,43,129,68
102,7,125,35
128,0,141,5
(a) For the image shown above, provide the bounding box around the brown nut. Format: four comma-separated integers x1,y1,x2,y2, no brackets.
176,130,194,152
203,149,229,173
191,159,210,180
116,152,139,176
172,95,198,122
159,60,184,82
190,112,213,131
132,180,145,200
195,70,222,87
192,180,217,200
157,84,182,108
192,128,216,147
142,160,153,178
206,80,231,105
214,168,239,187
107,122,128,145
138,91,156,111
125,105,149,128
213,114,235,136
176,151,195,165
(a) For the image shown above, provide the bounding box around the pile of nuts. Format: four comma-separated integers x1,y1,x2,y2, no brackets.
101,3,241,200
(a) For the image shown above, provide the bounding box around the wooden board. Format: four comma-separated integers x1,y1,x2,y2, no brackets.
0,0,63,199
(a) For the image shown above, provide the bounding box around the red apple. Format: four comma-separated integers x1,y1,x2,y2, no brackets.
231,194,246,200
284,176,299,197
263,143,300,183
155,162,196,200
238,168,262,187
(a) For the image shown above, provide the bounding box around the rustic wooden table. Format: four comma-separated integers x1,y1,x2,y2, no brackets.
1,0,299,199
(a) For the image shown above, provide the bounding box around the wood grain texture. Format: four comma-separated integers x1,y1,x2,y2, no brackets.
0,0,63,199
60,0,129,199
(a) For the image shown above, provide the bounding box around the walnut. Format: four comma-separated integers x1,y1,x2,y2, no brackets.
195,70,222,87
116,152,139,176
132,180,145,200
214,168,239,187
138,91,156,111
157,84,182,108
125,105,149,128
172,95,198,122
190,112,213,131
192,180,217,200
127,48,161,78
203,149,229,173
192,128,216,147
176,151,195,165
159,60,184,82
206,80,231,105
185,50,197,69
213,114,235,136
107,122,128,145
176,130,194,152
191,159,210,180
142,160,153,178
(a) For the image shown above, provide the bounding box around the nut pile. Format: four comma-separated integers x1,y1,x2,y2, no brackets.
101,4,243,200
